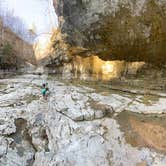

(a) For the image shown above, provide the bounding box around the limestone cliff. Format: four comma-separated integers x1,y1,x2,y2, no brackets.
53,0,166,65
35,29,71,67
0,19,35,69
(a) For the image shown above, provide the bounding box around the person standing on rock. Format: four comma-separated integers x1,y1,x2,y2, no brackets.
41,83,47,100
41,83,50,100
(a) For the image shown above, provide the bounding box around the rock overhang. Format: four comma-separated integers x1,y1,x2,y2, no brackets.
53,0,166,65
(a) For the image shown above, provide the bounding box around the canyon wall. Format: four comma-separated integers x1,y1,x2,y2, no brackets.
36,29,71,66
46,55,146,81
53,0,166,65
0,19,35,68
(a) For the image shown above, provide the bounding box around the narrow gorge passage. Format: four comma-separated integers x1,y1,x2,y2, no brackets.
0,0,166,166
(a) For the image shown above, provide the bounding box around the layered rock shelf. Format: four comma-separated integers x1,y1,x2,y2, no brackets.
0,74,165,166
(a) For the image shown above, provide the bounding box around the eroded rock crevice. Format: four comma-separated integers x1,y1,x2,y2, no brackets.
7,118,36,165
0,117,50,166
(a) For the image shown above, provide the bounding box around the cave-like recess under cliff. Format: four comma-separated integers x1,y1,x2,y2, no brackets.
53,0,166,65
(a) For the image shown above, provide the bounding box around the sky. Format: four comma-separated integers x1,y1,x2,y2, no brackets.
0,0,58,35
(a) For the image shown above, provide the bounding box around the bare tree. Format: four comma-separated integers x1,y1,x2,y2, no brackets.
0,4,36,43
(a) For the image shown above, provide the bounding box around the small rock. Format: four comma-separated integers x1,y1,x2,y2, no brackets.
94,110,105,119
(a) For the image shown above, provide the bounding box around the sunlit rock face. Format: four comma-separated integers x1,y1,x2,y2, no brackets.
34,35,51,62
68,56,145,80
46,55,145,81
53,0,166,65
35,29,71,66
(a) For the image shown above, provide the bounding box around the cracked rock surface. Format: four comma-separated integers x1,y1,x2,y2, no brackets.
0,74,165,166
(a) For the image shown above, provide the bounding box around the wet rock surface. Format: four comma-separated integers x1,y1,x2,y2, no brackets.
116,111,166,154
0,74,165,166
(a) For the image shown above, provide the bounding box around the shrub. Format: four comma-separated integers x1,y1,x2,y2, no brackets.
0,42,17,69
2,42,13,56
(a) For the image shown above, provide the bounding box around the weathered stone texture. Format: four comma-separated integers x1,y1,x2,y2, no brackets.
53,0,166,65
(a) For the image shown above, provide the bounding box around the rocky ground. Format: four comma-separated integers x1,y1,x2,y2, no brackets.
0,74,165,166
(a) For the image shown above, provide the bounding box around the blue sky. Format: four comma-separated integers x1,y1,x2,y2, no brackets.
1,0,58,34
